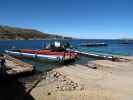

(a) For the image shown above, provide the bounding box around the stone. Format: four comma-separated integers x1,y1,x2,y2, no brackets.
47,92,51,95
56,86,59,89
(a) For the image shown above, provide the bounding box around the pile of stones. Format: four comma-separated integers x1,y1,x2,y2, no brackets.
45,71,83,91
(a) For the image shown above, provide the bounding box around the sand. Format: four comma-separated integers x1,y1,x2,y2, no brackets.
30,57,133,100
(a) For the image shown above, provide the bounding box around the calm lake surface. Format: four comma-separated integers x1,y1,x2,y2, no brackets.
0,39,133,72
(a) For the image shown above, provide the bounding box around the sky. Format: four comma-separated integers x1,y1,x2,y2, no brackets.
0,0,133,39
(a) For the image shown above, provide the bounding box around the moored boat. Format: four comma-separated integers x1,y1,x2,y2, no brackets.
5,49,78,63
80,42,107,47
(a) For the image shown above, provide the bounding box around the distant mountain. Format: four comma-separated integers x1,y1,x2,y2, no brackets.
0,25,72,40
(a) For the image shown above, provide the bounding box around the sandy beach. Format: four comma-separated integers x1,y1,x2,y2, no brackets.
1,55,133,100
28,56,133,100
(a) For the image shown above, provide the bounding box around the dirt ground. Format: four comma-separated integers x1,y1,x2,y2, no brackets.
30,57,133,100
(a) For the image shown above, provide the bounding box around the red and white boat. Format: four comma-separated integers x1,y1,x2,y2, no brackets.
5,49,78,63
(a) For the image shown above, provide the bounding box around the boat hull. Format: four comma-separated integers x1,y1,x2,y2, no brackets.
5,50,63,62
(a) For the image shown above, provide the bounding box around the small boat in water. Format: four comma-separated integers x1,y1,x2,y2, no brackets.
120,42,130,44
80,42,107,47
120,39,131,44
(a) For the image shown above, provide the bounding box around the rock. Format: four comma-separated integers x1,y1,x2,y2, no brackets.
56,86,59,89
65,86,70,91
62,86,67,91
56,73,60,78
63,79,67,82
47,92,51,95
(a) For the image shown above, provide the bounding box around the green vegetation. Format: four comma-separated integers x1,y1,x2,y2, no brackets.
0,25,72,40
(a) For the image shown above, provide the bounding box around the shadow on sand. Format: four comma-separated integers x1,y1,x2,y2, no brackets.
0,55,97,100
0,79,35,100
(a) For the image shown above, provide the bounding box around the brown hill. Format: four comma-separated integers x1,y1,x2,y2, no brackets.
0,25,72,40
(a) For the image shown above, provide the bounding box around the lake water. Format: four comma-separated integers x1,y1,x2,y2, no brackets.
0,39,133,72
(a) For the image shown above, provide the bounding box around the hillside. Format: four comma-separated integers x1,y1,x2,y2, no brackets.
0,25,72,40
